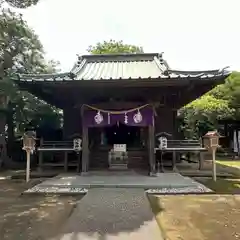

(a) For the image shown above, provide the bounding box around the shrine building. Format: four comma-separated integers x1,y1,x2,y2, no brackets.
15,53,230,174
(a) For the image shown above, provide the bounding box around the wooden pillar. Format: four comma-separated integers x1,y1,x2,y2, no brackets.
64,151,68,172
81,106,89,174
148,125,155,175
172,110,179,139
38,138,43,172
199,151,204,170
77,153,81,173
172,150,177,171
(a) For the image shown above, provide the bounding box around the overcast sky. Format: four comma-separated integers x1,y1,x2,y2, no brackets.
19,0,240,72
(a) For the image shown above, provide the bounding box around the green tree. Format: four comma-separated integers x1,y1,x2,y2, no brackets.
2,0,39,8
87,40,144,54
0,8,42,164
179,72,240,139
0,8,61,165
217,71,240,155
222,72,240,117
179,95,234,139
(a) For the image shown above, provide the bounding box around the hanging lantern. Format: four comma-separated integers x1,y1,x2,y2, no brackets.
158,136,168,150
133,109,142,123
94,111,103,124
73,138,82,151
124,112,128,124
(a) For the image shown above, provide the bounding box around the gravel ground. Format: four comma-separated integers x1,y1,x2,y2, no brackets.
0,180,81,240
146,184,213,194
25,185,88,194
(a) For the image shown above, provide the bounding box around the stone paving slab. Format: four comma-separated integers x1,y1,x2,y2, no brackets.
36,172,206,189
50,188,163,240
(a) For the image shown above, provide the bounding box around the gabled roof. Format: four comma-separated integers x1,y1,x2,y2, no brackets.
16,53,230,82
71,53,168,80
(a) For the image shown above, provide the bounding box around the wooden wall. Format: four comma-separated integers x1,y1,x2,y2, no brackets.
154,107,178,138
63,107,81,139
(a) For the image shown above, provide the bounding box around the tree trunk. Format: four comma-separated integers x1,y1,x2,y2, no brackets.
0,113,7,168
236,128,240,157
6,101,14,159
0,94,9,168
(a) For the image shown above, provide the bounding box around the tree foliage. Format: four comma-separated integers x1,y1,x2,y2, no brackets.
87,40,144,54
1,0,39,8
0,8,44,75
179,95,234,138
179,71,240,138
0,7,61,164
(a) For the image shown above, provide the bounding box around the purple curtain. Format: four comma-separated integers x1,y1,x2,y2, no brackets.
83,107,154,127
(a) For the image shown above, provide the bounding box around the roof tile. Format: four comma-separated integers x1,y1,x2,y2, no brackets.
15,53,231,82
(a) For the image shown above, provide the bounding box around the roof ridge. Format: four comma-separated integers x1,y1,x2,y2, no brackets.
71,56,87,75
153,55,169,73
168,69,224,74
81,53,159,58
18,72,71,77
70,52,165,73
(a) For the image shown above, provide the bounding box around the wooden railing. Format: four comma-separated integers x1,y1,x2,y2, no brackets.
164,139,203,149
39,140,74,150
155,138,206,170
37,140,81,172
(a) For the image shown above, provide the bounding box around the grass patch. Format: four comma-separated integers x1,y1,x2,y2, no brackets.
217,160,240,168
196,177,240,194
148,195,240,240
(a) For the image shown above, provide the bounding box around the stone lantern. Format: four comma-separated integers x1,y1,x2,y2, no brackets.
203,131,222,181
22,130,37,182
155,136,168,174
203,131,221,151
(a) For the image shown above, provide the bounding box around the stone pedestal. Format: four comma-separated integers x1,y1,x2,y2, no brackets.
108,150,128,170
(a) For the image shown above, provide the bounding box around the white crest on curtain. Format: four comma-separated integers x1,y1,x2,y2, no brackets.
94,111,103,124
133,109,142,123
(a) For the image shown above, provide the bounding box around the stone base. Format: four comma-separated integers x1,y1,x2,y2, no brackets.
109,164,128,170
81,171,89,176
149,172,157,177
155,172,164,177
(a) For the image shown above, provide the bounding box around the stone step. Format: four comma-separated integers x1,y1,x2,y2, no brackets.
109,164,128,170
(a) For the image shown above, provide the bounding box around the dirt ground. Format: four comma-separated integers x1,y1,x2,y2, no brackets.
0,180,81,240
149,195,240,240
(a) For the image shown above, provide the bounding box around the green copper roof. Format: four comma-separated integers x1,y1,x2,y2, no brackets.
16,53,230,82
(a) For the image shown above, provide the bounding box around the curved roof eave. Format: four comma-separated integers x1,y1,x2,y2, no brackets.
13,53,231,83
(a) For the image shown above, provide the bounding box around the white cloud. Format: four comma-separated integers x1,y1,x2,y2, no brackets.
20,0,240,72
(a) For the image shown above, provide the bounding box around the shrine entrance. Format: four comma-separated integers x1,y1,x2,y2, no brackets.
82,104,155,173
105,122,141,147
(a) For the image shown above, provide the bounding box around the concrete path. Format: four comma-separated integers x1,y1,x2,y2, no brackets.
50,188,163,240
